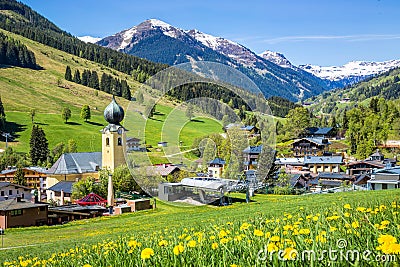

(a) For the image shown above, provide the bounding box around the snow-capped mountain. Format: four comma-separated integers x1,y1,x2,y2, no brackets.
78,36,102,43
300,60,400,87
259,50,293,69
97,19,329,101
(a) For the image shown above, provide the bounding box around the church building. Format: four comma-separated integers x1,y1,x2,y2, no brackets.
46,96,127,189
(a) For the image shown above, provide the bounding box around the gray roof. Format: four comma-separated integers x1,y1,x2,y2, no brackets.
293,137,331,146
374,166,400,175
47,181,75,194
317,172,351,180
304,156,343,164
306,127,333,135
48,152,101,175
0,198,48,211
209,158,226,165
181,177,225,191
243,145,263,154
0,182,32,191
1,167,48,175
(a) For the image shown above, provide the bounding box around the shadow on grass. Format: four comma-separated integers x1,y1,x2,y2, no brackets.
190,119,205,123
1,120,27,141
65,121,82,126
34,122,49,126
149,117,163,122
86,121,104,127
153,111,165,116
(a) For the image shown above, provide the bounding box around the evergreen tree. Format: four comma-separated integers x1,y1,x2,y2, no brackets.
90,71,100,89
73,69,81,84
67,139,77,153
65,65,72,81
0,96,5,130
81,69,89,86
136,90,144,104
62,107,71,123
29,108,35,123
14,167,26,186
29,125,49,166
145,100,156,118
186,103,194,121
121,80,131,100
80,105,91,122
0,95,6,117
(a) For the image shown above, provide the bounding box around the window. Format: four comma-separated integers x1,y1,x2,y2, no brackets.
39,206,46,212
0,191,3,196
117,137,122,146
106,137,110,146
9,190,12,195
382,184,388,190
10,209,22,216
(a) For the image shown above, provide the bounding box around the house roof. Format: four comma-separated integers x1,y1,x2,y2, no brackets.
275,158,305,165
293,137,331,146
48,152,101,175
308,178,342,187
180,177,225,191
370,149,384,158
243,145,263,154
0,182,32,191
127,137,141,142
0,198,48,211
306,127,333,135
373,166,400,175
317,172,351,180
154,165,180,176
47,181,75,194
304,156,343,164
208,158,226,165
289,174,307,187
346,160,385,168
354,174,370,185
76,193,107,206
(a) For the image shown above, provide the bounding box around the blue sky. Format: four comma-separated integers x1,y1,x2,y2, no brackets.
20,0,400,66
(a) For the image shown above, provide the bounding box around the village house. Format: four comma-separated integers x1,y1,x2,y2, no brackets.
224,123,259,137
243,145,263,171
0,197,48,229
46,181,75,204
126,137,144,152
304,156,343,174
346,149,396,176
0,167,47,189
292,137,330,157
208,158,225,178
0,182,33,201
275,157,305,171
367,166,400,190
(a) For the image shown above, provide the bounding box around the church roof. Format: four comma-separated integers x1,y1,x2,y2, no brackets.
104,96,125,125
48,152,101,175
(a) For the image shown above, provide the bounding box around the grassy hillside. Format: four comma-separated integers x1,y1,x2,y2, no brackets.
1,190,399,266
308,67,400,115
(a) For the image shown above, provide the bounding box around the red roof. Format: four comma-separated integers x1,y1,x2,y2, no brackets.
76,192,107,206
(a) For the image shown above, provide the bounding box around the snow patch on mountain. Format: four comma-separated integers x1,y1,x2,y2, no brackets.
259,50,293,68
78,36,102,43
299,60,400,81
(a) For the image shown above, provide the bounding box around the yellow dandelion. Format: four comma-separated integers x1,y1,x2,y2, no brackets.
378,234,397,245
254,229,264,237
173,244,185,255
211,242,219,249
140,248,154,260
344,204,352,209
158,240,168,247
270,236,280,242
187,240,196,248
283,247,297,260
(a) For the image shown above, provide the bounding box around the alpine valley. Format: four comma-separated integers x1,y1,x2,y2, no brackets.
94,19,400,101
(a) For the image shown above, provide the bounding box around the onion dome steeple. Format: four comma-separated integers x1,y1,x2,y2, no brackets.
104,96,125,125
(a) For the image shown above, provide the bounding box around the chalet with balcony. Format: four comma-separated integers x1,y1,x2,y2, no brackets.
0,167,47,189
292,137,330,157
304,156,343,174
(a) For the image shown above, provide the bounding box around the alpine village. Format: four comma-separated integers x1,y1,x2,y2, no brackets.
0,1,400,266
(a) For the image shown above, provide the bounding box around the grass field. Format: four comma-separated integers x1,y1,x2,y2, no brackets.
1,190,399,266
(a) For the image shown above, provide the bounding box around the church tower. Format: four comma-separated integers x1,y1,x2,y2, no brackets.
102,96,127,171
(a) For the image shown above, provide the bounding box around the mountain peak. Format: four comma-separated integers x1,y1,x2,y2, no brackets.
259,50,292,68
146,19,174,29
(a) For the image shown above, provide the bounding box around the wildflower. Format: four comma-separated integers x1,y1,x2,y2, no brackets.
141,248,154,260
351,221,360,229
378,235,397,245
128,240,138,248
299,229,310,235
381,220,390,226
344,212,351,217
158,240,168,247
282,247,297,260
173,244,185,255
83,265,92,267
219,230,228,238
220,238,229,244
230,264,239,267
267,242,278,252
240,223,251,231
187,240,196,248
270,236,280,242
254,229,264,237
356,207,366,212
211,242,219,249
344,204,352,209
265,232,271,238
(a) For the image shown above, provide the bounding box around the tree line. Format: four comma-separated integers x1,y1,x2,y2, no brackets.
0,32,36,68
0,0,167,81
65,66,132,100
